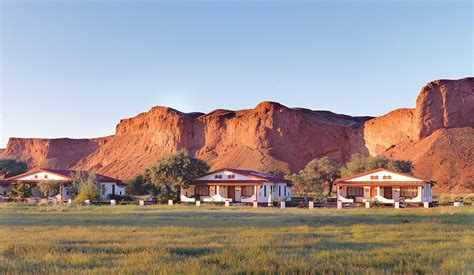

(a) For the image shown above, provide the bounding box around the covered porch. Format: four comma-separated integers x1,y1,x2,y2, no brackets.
181,183,258,203
336,183,426,205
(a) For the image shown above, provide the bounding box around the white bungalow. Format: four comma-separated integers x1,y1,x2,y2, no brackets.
180,168,292,204
1,168,125,200
334,168,434,205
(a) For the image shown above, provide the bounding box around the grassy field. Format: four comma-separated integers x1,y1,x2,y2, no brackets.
0,204,472,274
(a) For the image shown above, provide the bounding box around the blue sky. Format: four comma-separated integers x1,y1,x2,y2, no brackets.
1,0,472,148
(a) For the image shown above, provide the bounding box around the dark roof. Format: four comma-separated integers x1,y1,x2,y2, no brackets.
7,168,121,182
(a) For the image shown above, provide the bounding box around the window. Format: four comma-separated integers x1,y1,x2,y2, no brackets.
119,191,122,195
264,185,267,197
44,175,48,179
382,175,392,180
227,175,235,179
195,185,210,196
400,187,417,198
214,175,222,179
241,186,253,197
278,185,281,196
102,185,106,196
284,186,287,196
370,175,379,180
347,187,364,197
34,175,38,179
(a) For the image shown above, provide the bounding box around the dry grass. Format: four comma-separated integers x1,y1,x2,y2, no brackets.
0,204,472,274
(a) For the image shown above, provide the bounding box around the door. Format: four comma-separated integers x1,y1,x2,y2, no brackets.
384,187,392,199
370,187,377,197
228,186,235,201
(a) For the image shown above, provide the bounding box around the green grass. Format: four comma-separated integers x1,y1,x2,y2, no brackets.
0,204,472,274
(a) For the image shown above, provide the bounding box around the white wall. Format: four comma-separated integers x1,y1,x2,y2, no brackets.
197,171,255,181
100,182,125,199
15,171,69,181
182,182,292,203
257,182,291,203
346,171,424,182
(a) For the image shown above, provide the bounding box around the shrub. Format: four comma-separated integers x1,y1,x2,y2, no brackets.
436,194,454,203
463,194,474,204
72,171,101,203
8,181,32,198
75,187,100,203
37,181,60,197
108,194,133,201
155,192,177,204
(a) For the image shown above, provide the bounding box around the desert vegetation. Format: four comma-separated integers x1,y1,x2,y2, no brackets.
285,154,415,201
0,204,472,273
0,158,28,178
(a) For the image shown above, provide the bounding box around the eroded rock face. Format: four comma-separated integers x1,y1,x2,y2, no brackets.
363,108,416,155
0,137,111,169
1,77,473,193
385,127,474,194
73,101,371,178
416,77,474,139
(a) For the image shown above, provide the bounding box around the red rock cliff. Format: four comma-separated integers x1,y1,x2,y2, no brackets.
415,78,474,139
1,77,473,193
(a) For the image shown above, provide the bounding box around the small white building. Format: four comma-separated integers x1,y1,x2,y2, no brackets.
180,168,292,204
1,168,125,200
334,168,434,205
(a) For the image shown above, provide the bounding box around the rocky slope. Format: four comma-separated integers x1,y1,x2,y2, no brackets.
1,77,473,193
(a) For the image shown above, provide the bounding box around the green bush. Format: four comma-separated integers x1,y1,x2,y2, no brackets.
8,182,32,198
72,171,101,203
155,192,177,204
108,194,133,201
75,187,100,203
462,194,474,203
312,193,326,203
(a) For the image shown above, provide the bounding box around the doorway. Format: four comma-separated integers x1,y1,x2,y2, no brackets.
383,187,392,199
228,186,235,201
370,187,377,197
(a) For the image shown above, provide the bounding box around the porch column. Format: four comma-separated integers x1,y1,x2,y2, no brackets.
216,185,220,196
254,185,257,201
336,186,340,201
363,187,370,200
418,186,422,199
268,184,273,206
393,187,400,203
376,186,381,196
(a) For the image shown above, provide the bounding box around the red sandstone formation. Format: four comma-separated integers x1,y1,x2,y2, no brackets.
1,77,473,193
416,78,474,139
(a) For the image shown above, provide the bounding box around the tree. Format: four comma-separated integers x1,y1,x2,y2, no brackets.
71,171,101,203
340,154,413,178
260,166,286,177
304,157,340,196
285,172,322,197
8,181,32,198
125,175,156,196
0,158,28,178
38,181,60,197
144,150,209,198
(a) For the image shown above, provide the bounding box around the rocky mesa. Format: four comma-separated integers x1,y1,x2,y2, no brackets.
1,77,473,193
